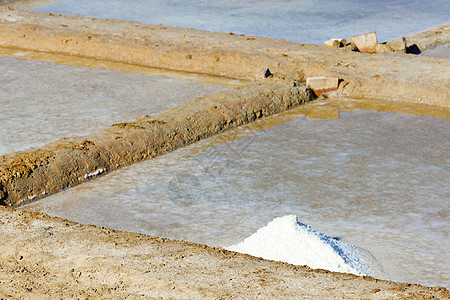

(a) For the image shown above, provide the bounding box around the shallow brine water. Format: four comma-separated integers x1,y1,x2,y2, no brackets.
10,0,449,288
25,110,450,288
0,55,229,155
32,0,450,44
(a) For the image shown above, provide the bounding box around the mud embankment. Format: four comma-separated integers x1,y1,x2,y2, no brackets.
0,8,449,207
0,8,449,107
0,79,313,206
388,23,450,53
0,7,449,298
1,206,448,299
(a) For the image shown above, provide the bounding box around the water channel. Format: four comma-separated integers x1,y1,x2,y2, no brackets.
31,0,450,45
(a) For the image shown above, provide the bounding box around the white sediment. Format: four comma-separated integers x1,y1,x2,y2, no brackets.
227,215,373,275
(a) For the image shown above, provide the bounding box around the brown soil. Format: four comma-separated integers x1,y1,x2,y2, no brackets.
1,206,448,299
0,8,449,107
0,79,313,207
388,23,450,52
0,7,449,298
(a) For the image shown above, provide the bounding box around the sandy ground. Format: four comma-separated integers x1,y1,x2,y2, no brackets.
388,23,450,53
422,44,450,59
1,206,448,299
0,8,449,107
0,8,449,207
0,6,449,299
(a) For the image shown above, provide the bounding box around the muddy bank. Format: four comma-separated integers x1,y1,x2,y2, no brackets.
0,206,448,299
388,23,450,54
0,8,448,206
0,8,449,108
0,79,313,207
0,7,448,298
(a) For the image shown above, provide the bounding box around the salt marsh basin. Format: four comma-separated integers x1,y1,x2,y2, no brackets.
25,108,450,288
0,1,449,298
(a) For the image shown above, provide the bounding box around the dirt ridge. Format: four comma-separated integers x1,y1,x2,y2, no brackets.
1,206,448,299
0,8,449,107
0,8,449,206
0,6,449,299
0,80,313,207
388,23,450,52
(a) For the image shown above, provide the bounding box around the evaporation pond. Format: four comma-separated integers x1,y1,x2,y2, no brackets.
25,110,450,288
0,55,229,155
32,0,450,44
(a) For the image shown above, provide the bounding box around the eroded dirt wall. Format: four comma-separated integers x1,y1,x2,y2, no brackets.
0,8,449,107
0,8,448,206
0,79,313,207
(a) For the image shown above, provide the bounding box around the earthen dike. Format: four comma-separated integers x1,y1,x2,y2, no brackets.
1,8,448,207
0,7,449,298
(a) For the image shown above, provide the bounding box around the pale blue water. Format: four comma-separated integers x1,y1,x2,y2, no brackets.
32,0,450,44
0,55,228,155
26,110,450,287
20,0,450,288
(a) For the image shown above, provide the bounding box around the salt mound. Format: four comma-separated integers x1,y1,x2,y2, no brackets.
227,215,371,275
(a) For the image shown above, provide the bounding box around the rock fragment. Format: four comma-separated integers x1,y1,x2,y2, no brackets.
263,68,273,78
306,77,339,97
375,43,393,53
349,32,378,53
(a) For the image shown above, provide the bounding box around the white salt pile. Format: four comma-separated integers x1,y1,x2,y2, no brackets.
227,215,377,275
